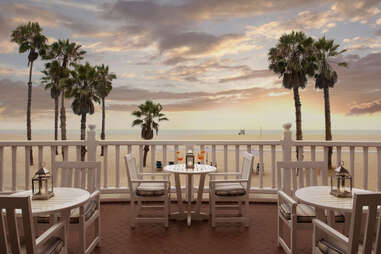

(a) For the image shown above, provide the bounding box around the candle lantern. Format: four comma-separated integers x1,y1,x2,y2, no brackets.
32,166,54,200
330,162,352,198
186,150,195,169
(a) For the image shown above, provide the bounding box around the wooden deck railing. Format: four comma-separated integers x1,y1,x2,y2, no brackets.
1,124,381,201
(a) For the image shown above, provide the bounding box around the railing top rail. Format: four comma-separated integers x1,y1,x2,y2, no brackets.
0,140,86,146
293,140,381,147
96,140,282,145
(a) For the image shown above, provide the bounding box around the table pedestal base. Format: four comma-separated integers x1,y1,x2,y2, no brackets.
169,212,209,226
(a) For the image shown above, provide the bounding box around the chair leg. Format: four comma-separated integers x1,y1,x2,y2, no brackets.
244,198,249,227
211,196,216,228
130,198,136,229
164,199,169,228
80,219,86,254
290,220,296,254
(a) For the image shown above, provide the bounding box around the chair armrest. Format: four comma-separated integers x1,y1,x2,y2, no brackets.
209,179,248,184
278,190,297,214
209,172,241,180
132,180,169,183
36,221,65,248
139,173,171,179
90,190,100,200
313,218,348,246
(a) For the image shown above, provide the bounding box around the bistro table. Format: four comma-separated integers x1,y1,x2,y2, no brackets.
295,186,371,233
11,187,90,254
164,163,216,226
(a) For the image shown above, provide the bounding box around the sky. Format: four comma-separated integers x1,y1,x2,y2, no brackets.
0,0,381,133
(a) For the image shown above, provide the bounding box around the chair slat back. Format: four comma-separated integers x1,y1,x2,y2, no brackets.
241,152,254,181
0,196,36,254
348,193,381,254
53,161,101,194
277,161,326,197
124,154,139,191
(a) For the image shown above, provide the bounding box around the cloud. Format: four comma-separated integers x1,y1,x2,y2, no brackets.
342,36,381,51
348,98,381,115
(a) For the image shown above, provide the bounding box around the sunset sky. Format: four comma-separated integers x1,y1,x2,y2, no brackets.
0,0,381,132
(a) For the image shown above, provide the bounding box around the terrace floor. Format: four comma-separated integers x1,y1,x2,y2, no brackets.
67,202,313,254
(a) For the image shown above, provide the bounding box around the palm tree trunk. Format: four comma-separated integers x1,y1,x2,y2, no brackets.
80,113,87,161
100,97,105,156
324,87,333,168
54,96,59,155
293,86,303,160
27,61,34,165
143,145,150,167
60,93,67,160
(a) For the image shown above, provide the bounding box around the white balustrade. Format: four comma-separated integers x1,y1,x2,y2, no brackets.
1,124,381,202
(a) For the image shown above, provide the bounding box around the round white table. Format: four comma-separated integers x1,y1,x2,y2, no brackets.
12,187,90,254
164,164,216,226
295,186,371,233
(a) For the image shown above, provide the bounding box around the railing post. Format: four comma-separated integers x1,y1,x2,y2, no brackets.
87,124,96,162
281,123,292,191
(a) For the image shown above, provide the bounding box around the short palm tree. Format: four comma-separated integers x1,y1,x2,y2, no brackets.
41,60,67,154
132,101,169,167
95,64,116,156
314,36,347,168
11,22,47,165
44,39,86,158
65,62,100,160
268,31,316,157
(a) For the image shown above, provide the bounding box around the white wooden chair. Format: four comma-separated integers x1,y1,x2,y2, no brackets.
0,195,66,254
209,152,254,227
313,192,381,254
53,161,101,254
277,161,326,254
124,154,171,228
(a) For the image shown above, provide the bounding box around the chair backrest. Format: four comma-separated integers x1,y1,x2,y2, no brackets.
53,161,101,194
0,196,36,254
240,152,255,188
348,193,381,254
124,154,140,191
277,161,326,196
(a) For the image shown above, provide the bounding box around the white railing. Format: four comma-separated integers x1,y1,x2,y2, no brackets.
1,124,381,201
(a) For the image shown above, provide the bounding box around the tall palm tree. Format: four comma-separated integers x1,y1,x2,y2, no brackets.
11,22,47,165
41,60,66,154
95,64,116,156
132,101,169,167
44,39,86,159
314,36,347,168
65,62,100,161
268,31,316,158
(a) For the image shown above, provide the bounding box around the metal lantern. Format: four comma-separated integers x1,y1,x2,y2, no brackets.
32,166,54,200
330,162,352,198
186,150,195,169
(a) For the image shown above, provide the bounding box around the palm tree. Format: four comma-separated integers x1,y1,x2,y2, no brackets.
44,39,86,159
41,60,67,154
65,62,100,160
314,36,347,168
95,64,116,156
132,101,169,167
268,31,316,158
11,22,47,165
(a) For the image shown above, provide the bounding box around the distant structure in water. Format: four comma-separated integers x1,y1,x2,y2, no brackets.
238,129,246,135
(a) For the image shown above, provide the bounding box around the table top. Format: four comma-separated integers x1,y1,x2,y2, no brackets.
295,186,372,212
11,187,90,215
164,164,216,174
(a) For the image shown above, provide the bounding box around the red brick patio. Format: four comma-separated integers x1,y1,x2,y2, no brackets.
67,202,313,254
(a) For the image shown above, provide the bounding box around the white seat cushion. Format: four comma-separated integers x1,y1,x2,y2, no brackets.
279,203,316,223
8,237,64,254
136,182,166,196
214,182,246,196
317,239,376,254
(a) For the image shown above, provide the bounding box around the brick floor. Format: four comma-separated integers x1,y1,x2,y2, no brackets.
68,203,313,254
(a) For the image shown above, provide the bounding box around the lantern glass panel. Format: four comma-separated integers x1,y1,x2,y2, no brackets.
186,151,194,169
330,164,352,198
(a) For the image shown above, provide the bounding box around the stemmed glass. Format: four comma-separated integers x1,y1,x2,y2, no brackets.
176,151,183,164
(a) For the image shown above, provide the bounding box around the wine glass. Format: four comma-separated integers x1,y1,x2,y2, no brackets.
177,156,183,164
